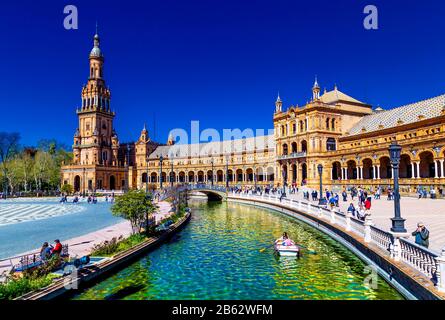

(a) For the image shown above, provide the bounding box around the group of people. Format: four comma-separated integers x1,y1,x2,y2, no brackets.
59,193,115,204
39,239,63,261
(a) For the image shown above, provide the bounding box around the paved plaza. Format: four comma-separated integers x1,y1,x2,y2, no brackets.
287,191,445,253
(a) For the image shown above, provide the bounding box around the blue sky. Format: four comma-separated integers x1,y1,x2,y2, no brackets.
1,0,445,147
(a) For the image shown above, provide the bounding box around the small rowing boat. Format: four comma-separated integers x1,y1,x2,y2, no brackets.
274,239,300,257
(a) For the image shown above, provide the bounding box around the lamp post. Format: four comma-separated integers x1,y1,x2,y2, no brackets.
317,164,327,205
170,156,174,188
226,156,229,189
389,141,406,233
145,155,149,194
159,155,164,189
253,166,257,190
211,158,214,186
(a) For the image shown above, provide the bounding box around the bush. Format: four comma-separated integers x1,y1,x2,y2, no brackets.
90,234,148,257
60,184,74,195
0,274,57,300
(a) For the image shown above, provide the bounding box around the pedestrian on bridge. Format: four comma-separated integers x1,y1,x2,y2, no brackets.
412,222,430,248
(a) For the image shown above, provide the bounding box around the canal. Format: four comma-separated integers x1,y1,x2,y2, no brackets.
73,200,403,300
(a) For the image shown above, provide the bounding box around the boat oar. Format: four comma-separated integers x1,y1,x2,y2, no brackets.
296,244,317,254
259,243,275,253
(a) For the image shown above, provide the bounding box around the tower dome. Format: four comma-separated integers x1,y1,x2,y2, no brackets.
90,33,103,58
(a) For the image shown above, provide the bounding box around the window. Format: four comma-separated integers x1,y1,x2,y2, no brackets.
326,138,337,151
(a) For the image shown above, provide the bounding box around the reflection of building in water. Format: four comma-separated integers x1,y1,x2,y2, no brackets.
62,33,445,193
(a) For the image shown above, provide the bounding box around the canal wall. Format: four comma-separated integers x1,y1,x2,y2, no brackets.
228,195,445,300
16,211,192,300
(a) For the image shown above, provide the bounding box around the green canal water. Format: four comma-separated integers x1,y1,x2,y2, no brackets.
73,200,403,300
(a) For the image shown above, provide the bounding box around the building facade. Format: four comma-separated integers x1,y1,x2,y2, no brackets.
62,34,445,194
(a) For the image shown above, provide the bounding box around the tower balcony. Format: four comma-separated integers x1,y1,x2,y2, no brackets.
277,152,307,161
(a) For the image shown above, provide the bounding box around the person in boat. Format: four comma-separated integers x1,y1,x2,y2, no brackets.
275,232,295,246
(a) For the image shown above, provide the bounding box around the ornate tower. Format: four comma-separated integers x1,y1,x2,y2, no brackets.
275,93,282,113
312,77,320,101
73,31,118,166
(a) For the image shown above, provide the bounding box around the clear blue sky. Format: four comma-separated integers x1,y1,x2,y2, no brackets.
1,0,445,147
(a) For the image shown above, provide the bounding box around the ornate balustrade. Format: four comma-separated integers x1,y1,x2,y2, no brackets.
228,191,445,293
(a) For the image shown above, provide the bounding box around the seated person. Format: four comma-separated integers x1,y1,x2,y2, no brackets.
51,239,63,256
40,242,52,261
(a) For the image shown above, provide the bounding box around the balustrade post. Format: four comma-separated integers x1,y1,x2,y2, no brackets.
345,210,351,231
435,246,445,292
298,201,302,210
330,208,336,224
390,236,402,262
364,216,372,243
318,207,323,218
307,202,311,212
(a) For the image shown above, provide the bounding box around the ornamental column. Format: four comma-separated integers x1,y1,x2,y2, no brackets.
416,161,420,179
435,160,439,179
440,160,445,179
411,163,415,179
373,166,376,180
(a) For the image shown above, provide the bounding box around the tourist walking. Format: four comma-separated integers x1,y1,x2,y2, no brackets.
412,222,430,248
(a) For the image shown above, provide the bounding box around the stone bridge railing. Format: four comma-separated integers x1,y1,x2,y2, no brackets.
188,184,228,193
229,191,445,294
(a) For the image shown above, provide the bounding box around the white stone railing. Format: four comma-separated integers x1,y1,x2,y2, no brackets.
228,191,445,293
399,238,438,279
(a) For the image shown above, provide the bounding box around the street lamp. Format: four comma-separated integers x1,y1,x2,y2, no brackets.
318,164,327,205
159,155,164,189
389,141,406,233
226,156,229,189
170,156,174,188
145,155,149,194
253,166,257,190
211,158,214,186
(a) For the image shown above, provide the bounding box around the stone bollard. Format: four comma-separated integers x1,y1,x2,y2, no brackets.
330,208,336,224
345,211,351,232
435,246,445,292
364,215,373,243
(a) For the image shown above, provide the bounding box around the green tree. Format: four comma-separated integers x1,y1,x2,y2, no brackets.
61,184,74,195
0,132,21,197
111,190,157,234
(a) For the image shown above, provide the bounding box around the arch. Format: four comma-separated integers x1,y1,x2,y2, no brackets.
326,118,330,130
236,169,243,182
292,163,297,183
419,151,435,178
266,167,274,182
110,175,116,190
281,164,288,183
301,163,307,184
188,171,195,183
217,170,224,182
362,158,374,179
347,160,357,180
228,169,234,182
301,140,307,153
282,144,288,156
74,176,81,192
150,172,158,183
142,172,148,183
379,156,392,179
331,118,336,131
332,161,341,180
291,142,297,153
207,170,213,183
400,154,412,179
246,168,254,182
161,172,167,184
178,171,186,183
169,171,176,184
197,171,205,183
257,167,264,182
